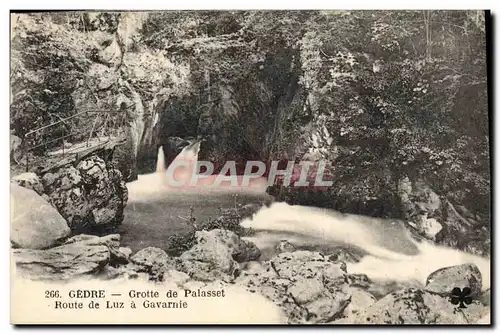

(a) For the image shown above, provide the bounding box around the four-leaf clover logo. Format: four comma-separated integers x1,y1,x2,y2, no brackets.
450,287,472,308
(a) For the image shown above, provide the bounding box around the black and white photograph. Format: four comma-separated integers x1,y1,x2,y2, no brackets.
9,10,491,324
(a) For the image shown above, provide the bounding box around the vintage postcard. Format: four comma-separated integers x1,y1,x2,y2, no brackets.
10,10,491,324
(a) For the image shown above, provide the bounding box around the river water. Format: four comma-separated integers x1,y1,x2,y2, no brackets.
120,141,490,290
120,142,272,252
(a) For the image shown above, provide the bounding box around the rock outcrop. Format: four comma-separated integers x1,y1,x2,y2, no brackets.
11,226,491,325
399,178,490,257
13,242,110,281
10,183,71,249
425,263,482,297
355,288,488,324
169,229,260,282
11,234,134,281
39,155,128,234
236,250,351,324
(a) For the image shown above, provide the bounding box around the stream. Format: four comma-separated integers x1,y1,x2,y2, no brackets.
120,141,491,289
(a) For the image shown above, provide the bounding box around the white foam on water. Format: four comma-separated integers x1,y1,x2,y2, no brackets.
128,141,490,290
127,140,269,201
241,202,490,290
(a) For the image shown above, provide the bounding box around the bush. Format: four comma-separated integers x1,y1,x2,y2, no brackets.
165,207,254,256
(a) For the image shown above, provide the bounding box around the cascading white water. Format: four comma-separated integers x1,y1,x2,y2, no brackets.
127,140,490,291
164,141,200,185
156,146,166,173
126,141,202,200
240,202,490,290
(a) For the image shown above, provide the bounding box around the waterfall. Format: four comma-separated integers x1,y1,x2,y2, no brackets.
156,146,166,173
163,141,200,187
127,141,201,199
126,141,489,291
127,139,269,201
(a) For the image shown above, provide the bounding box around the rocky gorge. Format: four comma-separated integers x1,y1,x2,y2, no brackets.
10,10,491,325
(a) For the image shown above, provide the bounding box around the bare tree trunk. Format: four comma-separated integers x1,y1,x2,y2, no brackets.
423,10,433,61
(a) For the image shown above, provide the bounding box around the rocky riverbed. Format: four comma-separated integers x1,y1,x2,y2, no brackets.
10,153,491,325
11,226,491,324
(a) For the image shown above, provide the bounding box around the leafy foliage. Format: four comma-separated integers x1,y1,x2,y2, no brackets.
292,11,489,218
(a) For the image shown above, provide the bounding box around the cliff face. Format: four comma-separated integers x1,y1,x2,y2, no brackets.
10,12,191,182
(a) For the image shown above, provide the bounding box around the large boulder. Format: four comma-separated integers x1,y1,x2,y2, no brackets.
64,234,130,266
339,287,377,320
356,288,488,324
197,229,260,262
130,247,172,281
235,250,351,324
13,243,109,280
40,155,127,233
425,263,482,297
10,183,70,249
130,247,170,268
174,229,261,282
12,172,45,196
10,234,146,281
178,229,241,282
